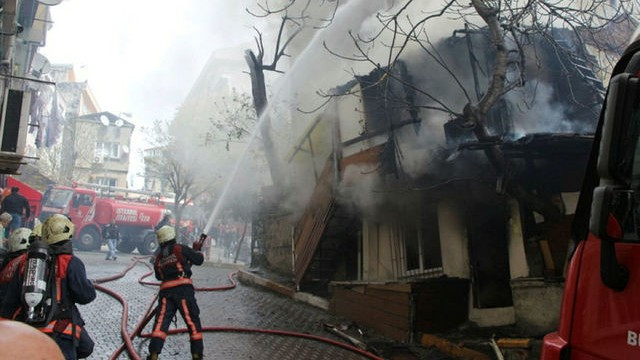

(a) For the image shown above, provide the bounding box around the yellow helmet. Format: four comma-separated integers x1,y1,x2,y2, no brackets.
8,227,32,252
31,223,42,237
42,214,75,245
155,225,175,244
29,222,42,244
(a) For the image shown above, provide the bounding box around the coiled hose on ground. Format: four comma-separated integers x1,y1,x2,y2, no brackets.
92,257,384,360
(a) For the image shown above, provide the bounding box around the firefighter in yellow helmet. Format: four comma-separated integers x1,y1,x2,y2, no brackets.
148,225,205,360
0,227,32,301
0,214,96,359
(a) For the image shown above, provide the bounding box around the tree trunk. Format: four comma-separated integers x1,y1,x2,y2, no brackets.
465,104,563,223
244,49,286,195
465,0,564,223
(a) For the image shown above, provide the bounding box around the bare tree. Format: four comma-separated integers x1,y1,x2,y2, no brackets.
36,142,63,182
144,120,210,231
245,0,341,197
207,88,257,150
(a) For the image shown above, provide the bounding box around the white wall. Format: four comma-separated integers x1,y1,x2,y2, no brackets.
508,198,529,278
438,199,469,278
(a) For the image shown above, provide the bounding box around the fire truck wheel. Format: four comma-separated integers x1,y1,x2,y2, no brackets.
116,240,136,253
138,233,158,255
77,227,101,251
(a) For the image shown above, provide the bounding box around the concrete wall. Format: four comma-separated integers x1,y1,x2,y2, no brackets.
511,278,564,336
469,303,516,327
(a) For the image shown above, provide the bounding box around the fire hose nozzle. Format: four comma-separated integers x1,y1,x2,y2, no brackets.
193,233,207,251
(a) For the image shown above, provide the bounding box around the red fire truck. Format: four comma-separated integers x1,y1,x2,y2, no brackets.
541,41,640,358
39,184,168,255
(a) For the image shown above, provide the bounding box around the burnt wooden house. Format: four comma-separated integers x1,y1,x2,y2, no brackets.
258,28,605,342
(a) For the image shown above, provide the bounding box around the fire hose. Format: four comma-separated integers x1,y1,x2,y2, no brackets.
92,255,384,360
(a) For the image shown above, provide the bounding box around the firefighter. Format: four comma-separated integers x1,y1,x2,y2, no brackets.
0,214,96,360
148,225,204,360
0,228,32,301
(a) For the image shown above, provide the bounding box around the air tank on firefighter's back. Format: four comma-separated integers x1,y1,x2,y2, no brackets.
93,198,165,227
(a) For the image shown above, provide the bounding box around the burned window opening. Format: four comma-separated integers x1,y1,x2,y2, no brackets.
401,204,442,276
299,203,362,295
356,61,420,137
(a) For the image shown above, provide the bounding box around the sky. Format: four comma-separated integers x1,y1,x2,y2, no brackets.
40,0,256,187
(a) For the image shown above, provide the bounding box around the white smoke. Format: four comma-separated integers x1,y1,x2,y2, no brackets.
337,163,383,217
506,81,570,136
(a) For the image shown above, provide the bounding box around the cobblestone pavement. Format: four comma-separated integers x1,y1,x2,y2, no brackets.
76,250,385,360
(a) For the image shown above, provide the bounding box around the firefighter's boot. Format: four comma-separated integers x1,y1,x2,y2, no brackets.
192,353,203,360
147,353,159,360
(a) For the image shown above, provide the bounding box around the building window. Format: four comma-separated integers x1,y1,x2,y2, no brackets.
401,206,443,277
95,177,117,187
95,142,120,160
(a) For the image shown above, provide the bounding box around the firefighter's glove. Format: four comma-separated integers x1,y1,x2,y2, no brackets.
193,233,206,252
193,241,203,252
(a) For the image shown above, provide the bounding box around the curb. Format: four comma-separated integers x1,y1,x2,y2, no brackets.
237,270,329,311
202,260,245,270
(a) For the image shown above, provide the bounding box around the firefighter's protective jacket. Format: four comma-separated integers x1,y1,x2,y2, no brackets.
0,251,27,301
154,241,204,284
149,240,205,356
0,253,96,330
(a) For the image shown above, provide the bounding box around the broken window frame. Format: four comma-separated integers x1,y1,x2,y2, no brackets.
399,205,443,278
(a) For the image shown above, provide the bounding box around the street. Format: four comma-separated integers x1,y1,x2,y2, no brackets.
76,250,383,360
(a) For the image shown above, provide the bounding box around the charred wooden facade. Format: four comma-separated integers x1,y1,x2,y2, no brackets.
260,27,604,341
